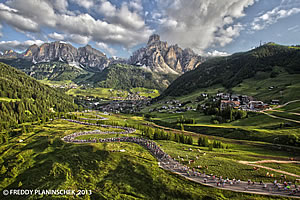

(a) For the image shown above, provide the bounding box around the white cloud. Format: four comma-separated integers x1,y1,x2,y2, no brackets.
48,32,90,45
95,42,117,56
71,0,94,10
251,6,300,31
215,23,244,47
129,0,143,12
206,50,230,57
0,0,153,49
155,0,256,53
97,2,146,30
69,34,91,45
48,32,65,40
49,0,69,13
6,0,57,27
0,40,44,52
0,3,40,32
98,0,116,17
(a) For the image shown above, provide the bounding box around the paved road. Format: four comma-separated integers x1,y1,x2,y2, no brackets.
63,119,300,198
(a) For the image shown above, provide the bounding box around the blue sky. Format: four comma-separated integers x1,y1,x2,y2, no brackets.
0,0,299,58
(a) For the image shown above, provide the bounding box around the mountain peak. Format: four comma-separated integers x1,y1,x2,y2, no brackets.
83,44,92,49
147,34,160,45
129,34,204,74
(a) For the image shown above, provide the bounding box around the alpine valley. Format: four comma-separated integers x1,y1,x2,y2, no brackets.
1,38,300,200
0,35,204,92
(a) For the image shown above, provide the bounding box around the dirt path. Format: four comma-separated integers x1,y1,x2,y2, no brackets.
238,160,300,178
261,111,300,124
274,100,300,109
271,109,300,116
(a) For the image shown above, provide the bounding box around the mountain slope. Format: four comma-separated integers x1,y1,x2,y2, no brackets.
0,62,78,130
0,41,110,72
129,34,204,74
87,64,178,91
161,43,300,98
0,58,91,82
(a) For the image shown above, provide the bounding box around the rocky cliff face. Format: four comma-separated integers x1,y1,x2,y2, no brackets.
0,35,204,74
0,49,19,58
128,34,204,74
22,41,109,71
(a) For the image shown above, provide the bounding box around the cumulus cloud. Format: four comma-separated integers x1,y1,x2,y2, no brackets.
98,0,116,16
128,0,143,13
71,0,94,10
0,40,44,52
155,0,256,53
48,32,90,45
69,34,91,45
49,0,69,13
251,4,300,31
206,50,231,57
97,1,146,30
95,42,117,56
0,0,153,50
0,3,40,32
48,32,65,40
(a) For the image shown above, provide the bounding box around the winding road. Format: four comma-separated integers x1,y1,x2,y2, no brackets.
62,119,300,198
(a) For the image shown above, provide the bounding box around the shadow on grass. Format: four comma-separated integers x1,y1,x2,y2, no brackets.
1,143,109,200
95,158,199,200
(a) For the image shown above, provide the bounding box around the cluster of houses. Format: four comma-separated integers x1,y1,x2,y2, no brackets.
147,93,281,114
110,93,150,101
97,99,151,114
149,100,195,113
50,83,78,89
216,93,280,111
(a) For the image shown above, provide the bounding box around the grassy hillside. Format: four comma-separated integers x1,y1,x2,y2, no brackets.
88,64,178,91
0,62,78,131
0,114,293,200
161,43,300,101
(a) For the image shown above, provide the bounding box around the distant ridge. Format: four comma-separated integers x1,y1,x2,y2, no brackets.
0,35,205,74
161,43,300,97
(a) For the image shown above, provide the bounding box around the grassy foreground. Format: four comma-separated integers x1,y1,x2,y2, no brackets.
0,118,292,200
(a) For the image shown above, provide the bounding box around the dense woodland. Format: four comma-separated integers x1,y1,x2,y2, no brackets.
162,43,300,97
88,64,178,91
0,59,88,82
0,62,78,134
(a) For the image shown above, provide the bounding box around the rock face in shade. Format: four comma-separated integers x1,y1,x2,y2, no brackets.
128,34,204,74
21,41,110,71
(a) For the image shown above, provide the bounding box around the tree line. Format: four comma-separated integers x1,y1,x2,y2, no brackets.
0,63,78,134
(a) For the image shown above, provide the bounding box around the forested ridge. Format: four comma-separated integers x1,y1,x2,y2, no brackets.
161,43,300,97
88,64,178,91
0,62,78,132
0,59,89,82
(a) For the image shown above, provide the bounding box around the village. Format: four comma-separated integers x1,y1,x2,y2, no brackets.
73,89,281,115
148,92,280,114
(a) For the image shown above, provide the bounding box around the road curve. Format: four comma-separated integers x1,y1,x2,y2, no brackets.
62,119,300,199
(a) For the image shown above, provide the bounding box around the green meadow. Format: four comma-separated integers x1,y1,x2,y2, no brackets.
66,87,160,99
1,118,291,200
